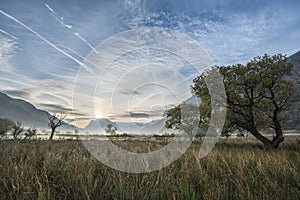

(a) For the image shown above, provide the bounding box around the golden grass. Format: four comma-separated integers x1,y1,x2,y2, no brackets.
0,136,299,199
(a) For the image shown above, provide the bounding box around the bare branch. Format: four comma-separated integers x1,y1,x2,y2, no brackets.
48,113,66,140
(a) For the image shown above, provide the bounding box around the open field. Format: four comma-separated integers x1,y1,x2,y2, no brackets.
0,137,299,199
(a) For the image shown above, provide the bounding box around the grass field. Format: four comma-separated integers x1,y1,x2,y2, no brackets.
0,137,299,199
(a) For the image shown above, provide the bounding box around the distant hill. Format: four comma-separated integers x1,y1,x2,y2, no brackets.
83,118,168,135
284,51,300,130
0,92,76,131
288,51,300,85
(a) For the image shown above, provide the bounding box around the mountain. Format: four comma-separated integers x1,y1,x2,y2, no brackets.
83,118,118,134
0,92,76,130
288,51,300,69
83,118,169,135
288,51,300,85
284,51,300,130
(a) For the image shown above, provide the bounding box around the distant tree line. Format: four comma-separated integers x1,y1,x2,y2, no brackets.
0,119,36,140
0,112,66,140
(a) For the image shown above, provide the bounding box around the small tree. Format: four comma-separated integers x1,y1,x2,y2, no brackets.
74,129,79,140
164,103,203,139
12,121,24,139
48,113,66,140
24,127,37,140
105,124,117,135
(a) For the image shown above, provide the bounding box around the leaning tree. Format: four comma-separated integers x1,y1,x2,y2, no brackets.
192,54,296,148
48,113,66,140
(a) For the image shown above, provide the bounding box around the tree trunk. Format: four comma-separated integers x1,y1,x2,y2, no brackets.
50,129,55,140
271,136,284,148
247,110,273,147
248,107,284,148
249,127,284,148
249,127,272,147
271,111,284,148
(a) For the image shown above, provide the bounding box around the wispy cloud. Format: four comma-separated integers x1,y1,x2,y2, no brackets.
121,89,142,96
119,1,299,65
0,35,17,72
38,103,73,113
2,90,29,99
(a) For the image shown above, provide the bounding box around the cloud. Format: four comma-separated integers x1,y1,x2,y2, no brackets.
121,89,142,96
118,1,299,65
129,112,150,118
112,111,150,119
38,103,73,113
2,90,29,99
0,35,17,72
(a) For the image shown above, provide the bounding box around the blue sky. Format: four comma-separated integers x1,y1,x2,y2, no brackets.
0,0,299,125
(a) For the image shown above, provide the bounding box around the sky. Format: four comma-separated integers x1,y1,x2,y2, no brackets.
0,0,299,127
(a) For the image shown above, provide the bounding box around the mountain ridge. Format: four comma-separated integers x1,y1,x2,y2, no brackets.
0,92,76,131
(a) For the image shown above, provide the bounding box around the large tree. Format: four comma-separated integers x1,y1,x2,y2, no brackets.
195,54,296,147
166,54,296,148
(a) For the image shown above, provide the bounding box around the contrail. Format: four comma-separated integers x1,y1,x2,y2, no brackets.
57,44,123,81
58,45,87,60
45,3,73,29
54,15,73,29
58,44,100,67
59,45,101,68
45,4,54,13
0,28,18,40
74,33,99,54
0,9,93,73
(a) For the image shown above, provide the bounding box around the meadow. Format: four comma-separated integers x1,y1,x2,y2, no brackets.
0,136,299,200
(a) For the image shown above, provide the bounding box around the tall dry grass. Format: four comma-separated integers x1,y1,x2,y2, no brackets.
0,137,299,199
